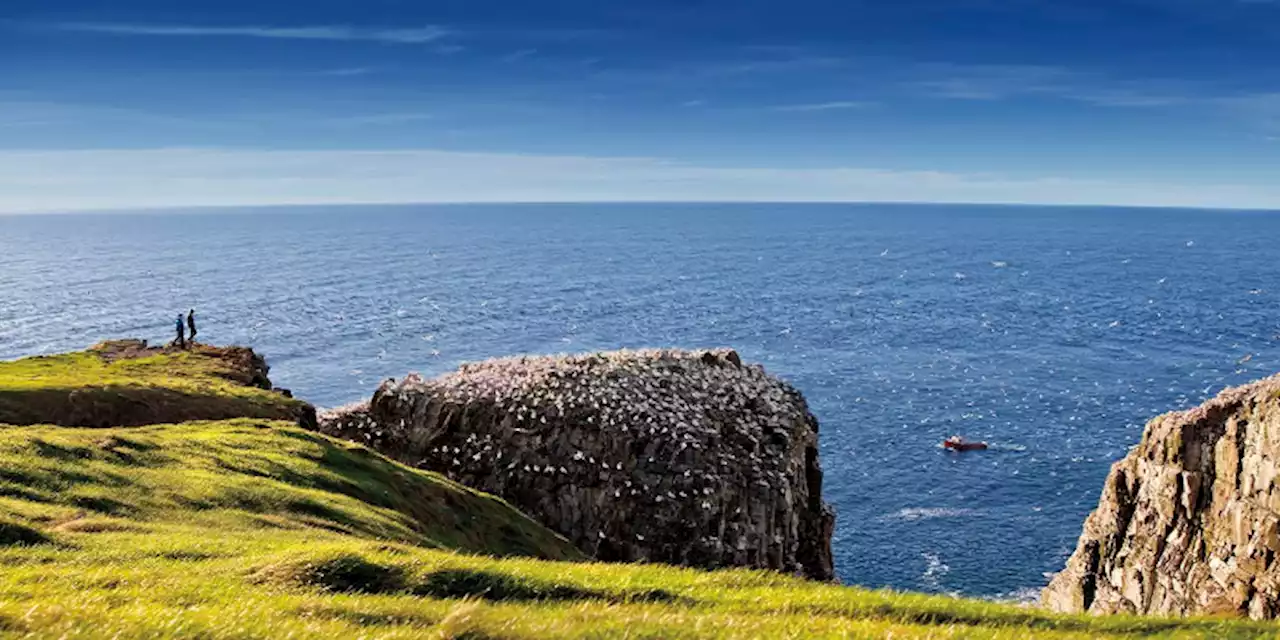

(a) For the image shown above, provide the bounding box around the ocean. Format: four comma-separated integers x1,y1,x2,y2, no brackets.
2,202,1278,598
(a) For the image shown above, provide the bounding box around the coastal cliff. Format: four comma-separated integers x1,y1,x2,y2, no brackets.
3,340,1277,637
318,348,836,580
1043,373,1280,619
0,339,315,428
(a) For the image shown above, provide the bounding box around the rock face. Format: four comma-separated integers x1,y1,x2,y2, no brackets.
1043,373,1280,619
318,348,835,580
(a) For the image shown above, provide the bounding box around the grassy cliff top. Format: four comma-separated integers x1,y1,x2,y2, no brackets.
0,341,310,426
0,420,1268,638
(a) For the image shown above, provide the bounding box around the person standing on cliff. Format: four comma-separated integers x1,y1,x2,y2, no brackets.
187,309,197,344
175,314,186,349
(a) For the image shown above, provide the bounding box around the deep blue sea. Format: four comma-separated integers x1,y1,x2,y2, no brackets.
3,203,1279,599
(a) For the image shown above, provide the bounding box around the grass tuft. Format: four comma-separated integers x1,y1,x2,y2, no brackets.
253,552,408,594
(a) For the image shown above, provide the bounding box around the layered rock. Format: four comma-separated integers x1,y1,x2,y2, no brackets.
1043,373,1280,619
318,348,835,580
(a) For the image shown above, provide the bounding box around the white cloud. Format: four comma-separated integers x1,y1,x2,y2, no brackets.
316,67,376,77
501,49,539,62
1218,92,1280,131
0,100,207,128
1,147,1279,213
322,113,435,126
911,63,1192,108
912,65,1069,101
0,99,437,130
54,23,450,44
770,101,871,112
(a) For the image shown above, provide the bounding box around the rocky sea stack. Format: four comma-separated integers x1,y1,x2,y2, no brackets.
1043,373,1280,619
318,348,836,580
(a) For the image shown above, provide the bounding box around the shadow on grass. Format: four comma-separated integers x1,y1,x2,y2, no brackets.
413,569,684,605
70,495,135,516
214,433,579,560
763,598,1270,636
0,519,50,546
0,386,298,428
32,439,94,461
257,556,685,606
254,553,408,594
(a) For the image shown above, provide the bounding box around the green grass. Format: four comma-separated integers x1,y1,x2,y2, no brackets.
0,343,307,426
0,419,578,560
0,421,1274,638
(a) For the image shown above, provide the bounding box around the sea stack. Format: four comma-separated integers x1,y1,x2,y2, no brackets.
1043,373,1280,619
317,348,836,580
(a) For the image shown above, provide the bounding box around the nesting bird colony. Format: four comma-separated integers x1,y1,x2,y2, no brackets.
318,348,835,579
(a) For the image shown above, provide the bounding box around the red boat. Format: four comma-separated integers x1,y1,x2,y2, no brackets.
943,436,988,452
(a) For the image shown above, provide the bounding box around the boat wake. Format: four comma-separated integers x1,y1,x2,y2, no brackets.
884,507,984,522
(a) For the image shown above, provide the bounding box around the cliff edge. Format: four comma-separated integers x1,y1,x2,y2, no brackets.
318,348,836,580
0,339,315,428
1043,373,1280,619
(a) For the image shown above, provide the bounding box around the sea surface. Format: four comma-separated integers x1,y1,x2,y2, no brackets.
3,203,1279,598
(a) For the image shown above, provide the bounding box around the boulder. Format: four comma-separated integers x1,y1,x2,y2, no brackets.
317,348,835,580
1043,373,1280,618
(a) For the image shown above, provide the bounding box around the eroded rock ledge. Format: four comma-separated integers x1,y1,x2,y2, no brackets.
317,348,835,580
1043,372,1280,619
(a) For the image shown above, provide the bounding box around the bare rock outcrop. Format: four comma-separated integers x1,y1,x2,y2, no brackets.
1043,373,1280,619
317,348,835,580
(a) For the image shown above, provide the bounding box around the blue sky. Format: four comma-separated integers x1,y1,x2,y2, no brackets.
3,0,1280,211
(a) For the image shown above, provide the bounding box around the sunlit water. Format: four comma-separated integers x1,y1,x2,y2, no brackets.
3,203,1278,598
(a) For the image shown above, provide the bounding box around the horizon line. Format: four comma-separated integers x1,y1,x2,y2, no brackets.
3,199,1279,216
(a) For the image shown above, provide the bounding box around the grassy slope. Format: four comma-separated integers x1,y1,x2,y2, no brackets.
0,422,1273,638
0,344,307,426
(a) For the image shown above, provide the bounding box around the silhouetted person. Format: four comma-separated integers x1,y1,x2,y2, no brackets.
175,314,186,349
187,309,197,344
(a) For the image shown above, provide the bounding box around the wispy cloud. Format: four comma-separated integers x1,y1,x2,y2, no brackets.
911,63,1191,108
705,55,850,77
0,99,439,132
588,51,853,85
0,100,212,129
323,113,435,126
770,101,870,112
1218,92,1280,130
53,22,450,44
501,49,538,62
1064,90,1188,108
3,147,1280,213
316,67,376,77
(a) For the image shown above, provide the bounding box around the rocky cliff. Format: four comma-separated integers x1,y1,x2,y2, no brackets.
1043,373,1280,619
318,348,836,580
